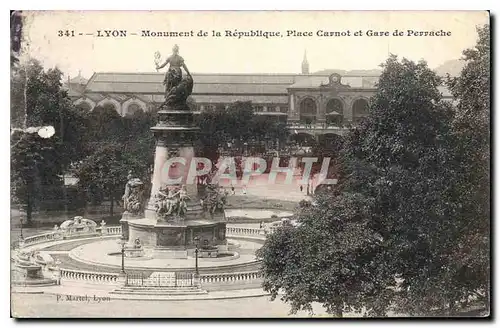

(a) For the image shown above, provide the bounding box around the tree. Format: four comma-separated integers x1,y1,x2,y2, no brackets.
74,105,155,212
356,57,463,316
445,24,490,312
74,142,148,216
258,55,463,316
11,59,87,223
196,101,289,161
257,187,395,317
11,131,59,225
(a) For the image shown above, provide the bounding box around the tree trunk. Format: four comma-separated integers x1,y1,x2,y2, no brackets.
25,193,33,226
83,193,88,217
110,193,114,217
334,305,343,318
448,300,456,316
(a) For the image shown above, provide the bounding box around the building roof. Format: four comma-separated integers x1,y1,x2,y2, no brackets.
85,72,328,95
67,88,83,97
69,73,88,85
83,71,452,99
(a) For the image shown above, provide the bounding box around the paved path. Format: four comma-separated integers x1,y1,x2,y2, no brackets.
221,173,316,202
225,208,293,220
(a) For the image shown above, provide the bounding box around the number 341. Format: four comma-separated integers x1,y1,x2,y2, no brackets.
58,30,75,37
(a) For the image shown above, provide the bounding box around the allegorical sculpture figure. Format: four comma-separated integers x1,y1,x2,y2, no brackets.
122,171,145,215
155,185,189,220
155,44,193,111
203,184,228,215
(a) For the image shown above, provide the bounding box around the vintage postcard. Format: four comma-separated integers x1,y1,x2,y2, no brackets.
10,10,490,318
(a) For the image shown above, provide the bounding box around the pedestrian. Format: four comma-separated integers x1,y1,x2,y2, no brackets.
231,184,235,195
242,185,247,195
300,185,303,193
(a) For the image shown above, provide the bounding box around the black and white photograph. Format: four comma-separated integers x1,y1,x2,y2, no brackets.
9,10,491,318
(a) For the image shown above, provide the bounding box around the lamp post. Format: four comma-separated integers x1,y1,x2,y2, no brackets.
119,238,126,274
19,217,24,240
194,236,200,276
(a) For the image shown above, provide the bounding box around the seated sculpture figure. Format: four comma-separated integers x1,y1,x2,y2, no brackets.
155,185,184,220
122,172,145,215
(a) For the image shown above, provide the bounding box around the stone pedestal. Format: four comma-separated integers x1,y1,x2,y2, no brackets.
116,273,127,286
124,247,145,258
14,264,43,280
120,212,142,240
124,105,227,256
199,248,219,258
150,110,200,201
153,248,189,259
127,218,227,249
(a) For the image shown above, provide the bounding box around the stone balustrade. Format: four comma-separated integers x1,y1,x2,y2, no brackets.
199,271,261,284
268,226,280,234
60,268,119,284
23,231,63,247
226,226,264,236
287,122,350,130
21,226,123,248
104,226,122,235
22,224,269,250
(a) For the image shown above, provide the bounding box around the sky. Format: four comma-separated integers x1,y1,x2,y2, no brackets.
20,11,489,79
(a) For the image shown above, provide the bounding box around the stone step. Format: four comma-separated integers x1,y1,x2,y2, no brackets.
11,279,58,287
120,286,201,291
111,286,207,296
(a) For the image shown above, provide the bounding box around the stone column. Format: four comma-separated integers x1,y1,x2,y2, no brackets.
146,110,200,220
150,139,168,201
178,146,198,197
145,138,169,219
342,95,354,122
288,93,299,121
317,96,326,124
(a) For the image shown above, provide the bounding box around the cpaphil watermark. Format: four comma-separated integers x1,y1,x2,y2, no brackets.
161,156,338,186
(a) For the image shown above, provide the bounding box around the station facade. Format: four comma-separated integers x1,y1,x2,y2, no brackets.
67,55,452,139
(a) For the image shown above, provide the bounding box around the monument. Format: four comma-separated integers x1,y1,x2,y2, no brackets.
120,45,227,259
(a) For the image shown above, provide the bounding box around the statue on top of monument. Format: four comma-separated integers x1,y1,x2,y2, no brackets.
155,44,193,111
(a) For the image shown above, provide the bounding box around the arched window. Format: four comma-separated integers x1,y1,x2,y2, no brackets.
125,103,143,116
100,103,119,115
76,102,92,112
352,99,369,123
299,98,317,124
326,99,344,126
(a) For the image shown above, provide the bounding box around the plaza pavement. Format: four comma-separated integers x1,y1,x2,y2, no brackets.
11,281,270,301
219,173,317,202
11,292,333,318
